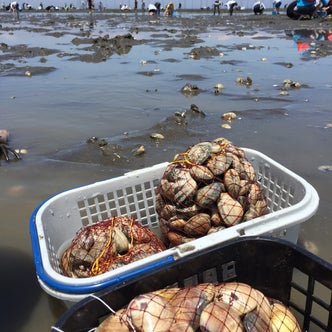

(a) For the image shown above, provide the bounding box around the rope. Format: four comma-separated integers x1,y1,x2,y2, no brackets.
90,217,115,275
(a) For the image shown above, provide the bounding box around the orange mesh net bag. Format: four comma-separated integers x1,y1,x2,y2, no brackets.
155,137,268,247
96,282,302,332
61,216,166,278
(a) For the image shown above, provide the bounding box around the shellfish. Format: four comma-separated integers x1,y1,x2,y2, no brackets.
156,138,268,247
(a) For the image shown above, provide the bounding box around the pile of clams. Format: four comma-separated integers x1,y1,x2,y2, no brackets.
156,137,268,246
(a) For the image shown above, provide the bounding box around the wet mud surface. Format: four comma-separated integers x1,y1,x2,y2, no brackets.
1,10,332,332
1,12,332,74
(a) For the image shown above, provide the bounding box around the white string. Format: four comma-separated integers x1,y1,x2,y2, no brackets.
50,295,127,332
50,325,97,332
89,294,137,331
50,327,64,332
89,294,116,314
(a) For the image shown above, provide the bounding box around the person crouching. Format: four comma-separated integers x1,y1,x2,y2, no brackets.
253,0,265,14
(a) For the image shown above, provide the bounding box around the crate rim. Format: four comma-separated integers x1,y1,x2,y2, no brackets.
29,148,319,296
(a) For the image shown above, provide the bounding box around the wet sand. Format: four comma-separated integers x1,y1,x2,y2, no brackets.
1,10,332,331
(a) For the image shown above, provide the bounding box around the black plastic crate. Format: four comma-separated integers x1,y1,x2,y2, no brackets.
52,236,332,332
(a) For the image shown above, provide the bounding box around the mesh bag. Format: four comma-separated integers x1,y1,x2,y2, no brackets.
61,216,166,278
156,138,268,247
95,282,301,332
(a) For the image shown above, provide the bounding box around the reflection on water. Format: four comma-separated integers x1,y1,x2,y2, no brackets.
286,29,332,58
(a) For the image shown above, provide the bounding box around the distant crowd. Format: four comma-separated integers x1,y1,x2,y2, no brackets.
1,1,104,11
3,0,331,18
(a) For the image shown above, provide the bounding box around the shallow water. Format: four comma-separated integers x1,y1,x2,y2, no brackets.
1,11,332,331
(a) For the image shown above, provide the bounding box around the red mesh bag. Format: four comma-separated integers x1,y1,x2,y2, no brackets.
61,216,166,278
96,282,301,332
156,138,268,247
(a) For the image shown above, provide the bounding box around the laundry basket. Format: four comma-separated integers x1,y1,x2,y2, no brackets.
53,236,332,332
30,148,319,303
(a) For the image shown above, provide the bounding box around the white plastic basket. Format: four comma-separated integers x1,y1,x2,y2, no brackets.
29,148,319,303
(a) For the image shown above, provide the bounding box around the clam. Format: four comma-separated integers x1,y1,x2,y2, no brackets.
243,310,271,332
214,282,259,315
206,152,233,176
238,179,250,196
221,123,232,129
226,144,245,158
224,168,241,198
241,159,257,182
186,142,212,165
210,207,224,226
213,137,232,146
127,293,175,331
173,171,198,206
169,285,214,329
243,205,260,221
96,308,130,332
248,183,265,205
190,164,214,182
218,192,243,226
200,301,244,332
270,303,301,332
195,183,223,208
215,83,224,90
132,144,145,156
176,204,200,219
183,213,211,237
160,178,176,201
158,202,177,220
150,132,165,140
112,227,130,254
168,216,187,232
222,112,237,121
167,231,196,246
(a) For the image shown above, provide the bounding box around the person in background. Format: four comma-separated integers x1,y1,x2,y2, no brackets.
273,0,282,13
213,0,221,15
134,0,137,10
142,0,145,11
293,0,328,18
314,0,331,16
154,1,161,14
9,1,20,17
148,2,157,14
322,0,332,14
87,0,94,12
253,0,265,14
226,0,238,15
164,1,175,15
